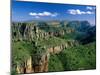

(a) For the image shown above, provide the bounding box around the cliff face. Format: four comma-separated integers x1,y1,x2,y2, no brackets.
12,22,79,73
48,40,78,54
15,53,50,73
12,22,49,41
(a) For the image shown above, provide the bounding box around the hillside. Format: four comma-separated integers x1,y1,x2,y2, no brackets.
11,20,96,74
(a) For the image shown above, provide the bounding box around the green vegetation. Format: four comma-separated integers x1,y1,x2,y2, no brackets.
37,37,67,48
11,68,18,75
48,54,64,72
12,41,32,67
12,21,96,73
49,42,96,71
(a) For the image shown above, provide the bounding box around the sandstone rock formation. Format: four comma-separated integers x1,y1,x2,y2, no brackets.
12,22,79,73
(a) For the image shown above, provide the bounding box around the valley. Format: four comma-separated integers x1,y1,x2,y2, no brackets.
11,20,96,74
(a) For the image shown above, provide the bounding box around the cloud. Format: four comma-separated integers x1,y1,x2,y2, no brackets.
29,11,58,18
67,9,94,15
86,11,94,14
86,6,95,10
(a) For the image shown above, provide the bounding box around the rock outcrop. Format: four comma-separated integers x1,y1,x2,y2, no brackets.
16,53,50,73
12,22,79,74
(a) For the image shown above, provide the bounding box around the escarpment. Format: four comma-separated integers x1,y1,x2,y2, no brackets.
12,22,79,73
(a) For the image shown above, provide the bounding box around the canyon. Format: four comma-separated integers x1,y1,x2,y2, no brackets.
12,21,78,73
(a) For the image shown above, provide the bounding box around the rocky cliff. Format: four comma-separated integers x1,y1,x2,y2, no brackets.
12,22,79,73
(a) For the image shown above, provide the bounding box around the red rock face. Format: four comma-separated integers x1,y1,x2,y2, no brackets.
16,53,49,73
32,53,49,73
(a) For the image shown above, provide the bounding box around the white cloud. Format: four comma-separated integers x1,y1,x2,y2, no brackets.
86,6,94,10
29,11,58,18
42,12,51,16
29,12,37,16
86,11,94,14
67,9,94,15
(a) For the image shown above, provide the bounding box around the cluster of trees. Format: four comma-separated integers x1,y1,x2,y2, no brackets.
48,21,96,71
48,42,96,71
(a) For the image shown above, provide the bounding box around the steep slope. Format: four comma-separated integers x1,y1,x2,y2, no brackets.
49,42,96,71
12,22,78,73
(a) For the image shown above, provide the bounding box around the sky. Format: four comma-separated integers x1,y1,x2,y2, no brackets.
12,0,96,25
